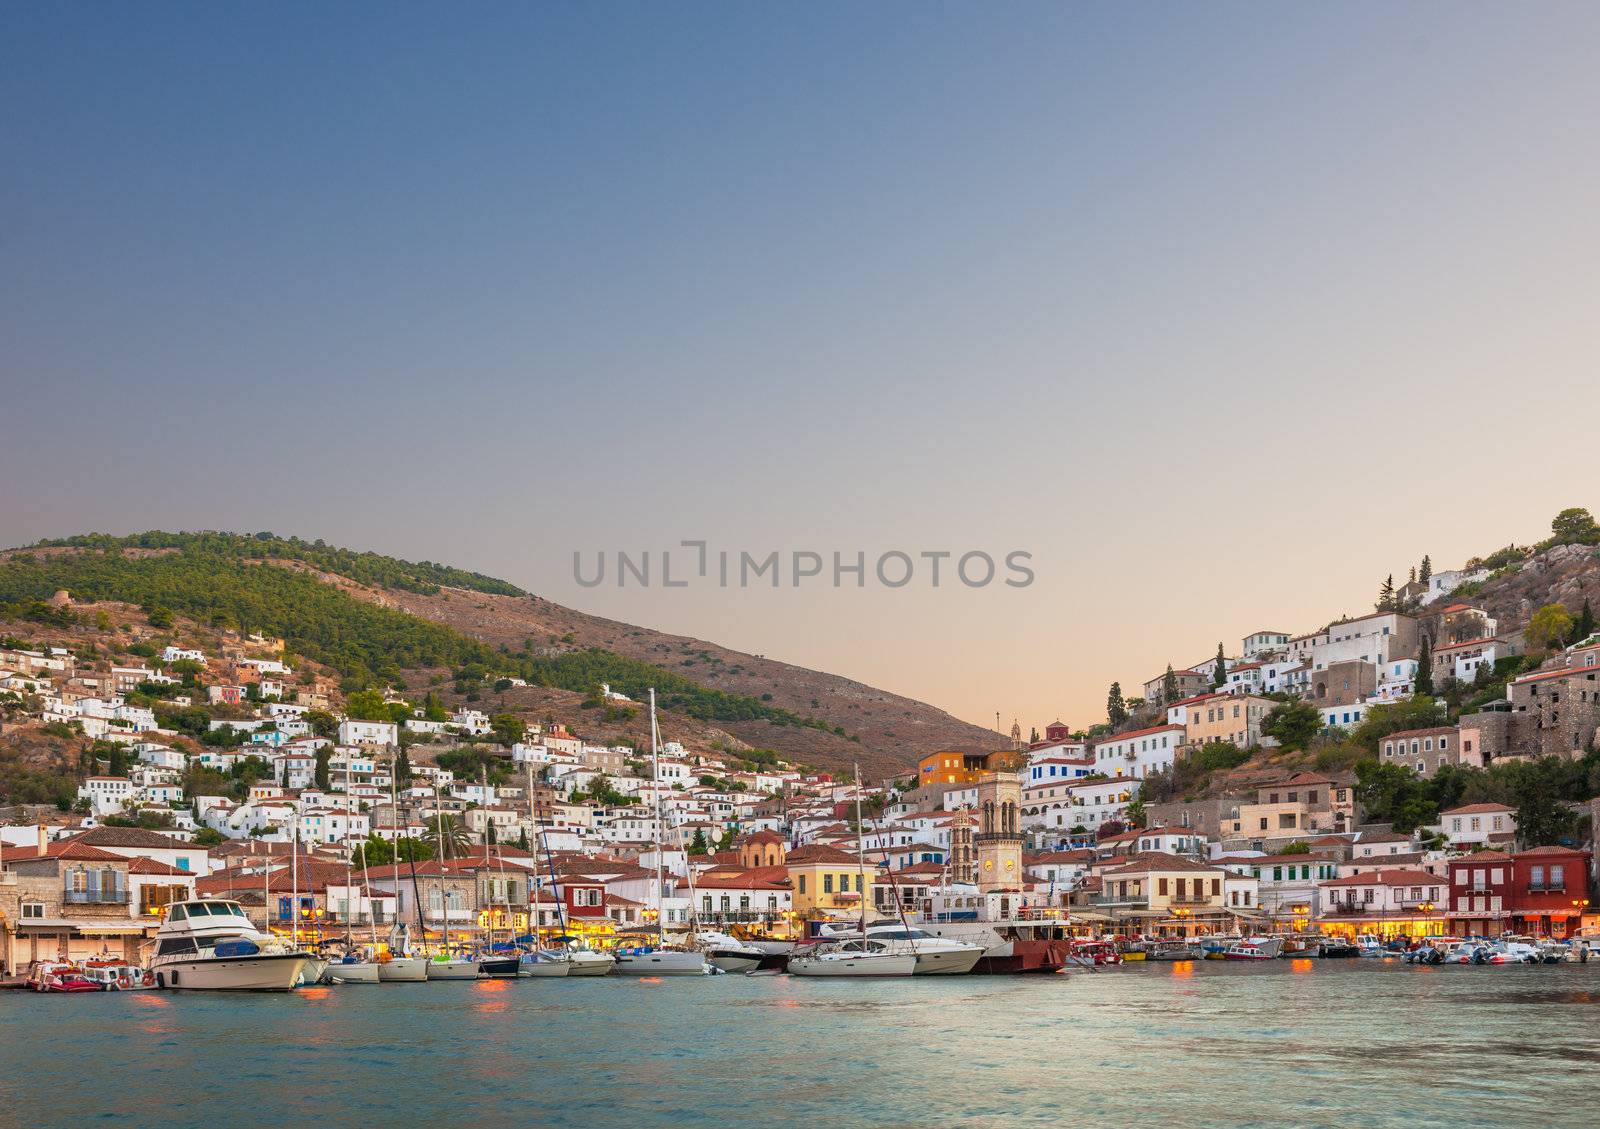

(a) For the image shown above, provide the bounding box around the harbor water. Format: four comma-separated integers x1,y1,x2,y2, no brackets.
5,960,1599,1127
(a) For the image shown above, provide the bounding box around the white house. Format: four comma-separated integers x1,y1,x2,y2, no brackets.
1431,802,1516,849
338,719,398,746
1089,724,1184,780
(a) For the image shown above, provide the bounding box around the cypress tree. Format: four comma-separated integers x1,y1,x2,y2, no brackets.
1212,644,1227,688
1415,636,1434,696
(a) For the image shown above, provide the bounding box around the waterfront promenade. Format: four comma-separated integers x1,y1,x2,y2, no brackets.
5,962,1598,1128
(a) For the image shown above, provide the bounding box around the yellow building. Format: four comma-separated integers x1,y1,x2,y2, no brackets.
1185,694,1274,748
785,843,874,920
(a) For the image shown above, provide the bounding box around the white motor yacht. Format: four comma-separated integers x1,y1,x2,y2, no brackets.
150,900,311,991
788,939,916,977
861,924,983,975
696,930,767,974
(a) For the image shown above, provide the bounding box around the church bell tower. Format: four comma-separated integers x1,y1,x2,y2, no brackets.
975,769,1022,892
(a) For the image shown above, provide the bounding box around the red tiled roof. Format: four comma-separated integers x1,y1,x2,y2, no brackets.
1322,868,1440,887
1440,802,1514,816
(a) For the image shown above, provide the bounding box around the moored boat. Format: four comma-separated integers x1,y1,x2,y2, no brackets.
150,900,310,991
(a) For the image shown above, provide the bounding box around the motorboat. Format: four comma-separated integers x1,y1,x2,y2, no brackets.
856,924,983,975
910,901,1072,973
788,939,917,977
1146,942,1200,961
27,961,101,993
1222,937,1283,961
1316,938,1360,958
296,956,330,987
695,930,767,974
563,947,616,976
1355,934,1386,957
425,954,483,980
150,900,311,991
613,946,715,976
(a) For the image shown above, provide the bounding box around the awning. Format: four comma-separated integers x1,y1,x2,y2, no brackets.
1066,911,1112,923
13,920,152,934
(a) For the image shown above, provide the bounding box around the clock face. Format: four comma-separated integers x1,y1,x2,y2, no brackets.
1004,859,1015,871
983,860,993,871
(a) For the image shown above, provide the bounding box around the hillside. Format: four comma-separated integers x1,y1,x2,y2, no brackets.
0,532,1005,777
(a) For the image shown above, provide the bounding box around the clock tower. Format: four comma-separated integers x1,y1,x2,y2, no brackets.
975,768,1022,892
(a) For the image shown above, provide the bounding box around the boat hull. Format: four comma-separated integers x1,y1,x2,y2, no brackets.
479,957,522,978
911,948,984,975
706,950,763,974
614,951,712,976
563,952,615,976
520,959,571,977
789,954,917,977
377,957,429,982
972,940,1069,974
329,962,381,984
157,952,309,992
425,960,482,980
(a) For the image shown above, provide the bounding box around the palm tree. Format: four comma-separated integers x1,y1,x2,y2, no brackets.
432,813,474,859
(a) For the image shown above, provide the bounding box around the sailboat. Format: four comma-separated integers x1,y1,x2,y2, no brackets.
471,769,523,978
331,751,382,984
377,760,429,982
789,765,916,977
522,764,609,977
613,689,713,976
425,777,481,980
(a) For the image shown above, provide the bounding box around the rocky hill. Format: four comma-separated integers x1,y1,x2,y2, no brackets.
0,532,1006,778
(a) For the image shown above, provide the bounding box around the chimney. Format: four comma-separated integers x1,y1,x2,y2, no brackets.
38,824,48,854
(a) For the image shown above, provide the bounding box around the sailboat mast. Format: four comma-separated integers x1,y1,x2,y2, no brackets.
344,752,353,945
854,763,866,935
433,777,448,953
650,688,664,946
291,818,299,947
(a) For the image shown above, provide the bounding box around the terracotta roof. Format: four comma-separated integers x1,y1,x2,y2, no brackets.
1515,844,1590,857
785,843,863,866
1101,852,1221,876
1440,802,1514,816
72,826,197,850
1384,727,1457,741
1322,868,1440,887
1450,850,1511,863
126,857,194,876
1094,724,1186,744
2,840,128,863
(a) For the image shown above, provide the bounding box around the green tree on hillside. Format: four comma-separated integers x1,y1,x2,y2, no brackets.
1418,555,1432,584
491,713,525,747
1212,644,1227,688
1377,574,1396,612
1161,665,1179,704
1527,603,1574,653
1262,700,1321,752
1550,507,1600,546
1415,637,1434,696
1574,599,1594,645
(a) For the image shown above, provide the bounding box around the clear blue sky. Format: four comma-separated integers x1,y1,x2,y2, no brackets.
4,3,1599,729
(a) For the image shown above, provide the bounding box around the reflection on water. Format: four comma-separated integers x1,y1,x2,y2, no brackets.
6,962,1600,1127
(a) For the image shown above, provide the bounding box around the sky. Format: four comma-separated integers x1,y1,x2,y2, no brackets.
4,3,1600,735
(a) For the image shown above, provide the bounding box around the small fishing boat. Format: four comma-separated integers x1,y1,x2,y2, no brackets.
1222,937,1283,961
81,961,157,990
1316,938,1359,958
1355,933,1386,958
1146,942,1199,961
28,961,101,993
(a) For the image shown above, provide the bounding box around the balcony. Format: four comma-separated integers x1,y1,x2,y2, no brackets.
64,888,131,905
